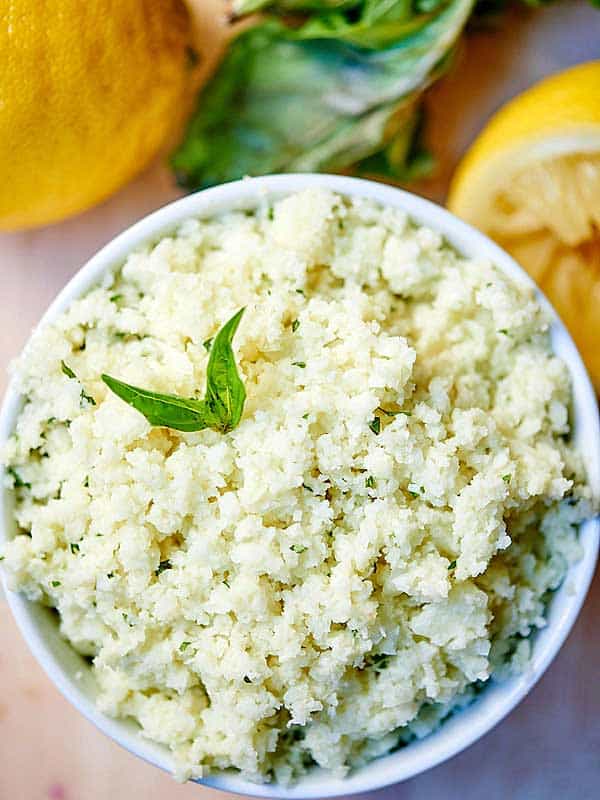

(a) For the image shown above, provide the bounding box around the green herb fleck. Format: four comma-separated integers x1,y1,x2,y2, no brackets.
7,466,31,489
302,753,316,768
179,641,191,652
408,490,419,498
291,319,300,333
368,417,381,435
70,543,80,554
295,288,305,295
302,413,309,420
203,337,213,352
83,476,89,488
448,560,457,570
61,361,96,406
222,578,230,588
103,309,246,433
502,474,512,483
301,482,313,493
498,329,509,336
46,417,57,425
291,544,307,554
292,361,306,369
61,361,76,379
51,580,61,587
365,652,389,672
106,571,115,579
243,675,252,683
365,475,376,489
110,294,123,303
267,206,274,221
155,559,172,575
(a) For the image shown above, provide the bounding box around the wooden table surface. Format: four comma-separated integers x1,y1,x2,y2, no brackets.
1,3,599,799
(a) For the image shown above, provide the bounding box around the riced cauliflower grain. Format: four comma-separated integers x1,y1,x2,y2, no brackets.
1,189,594,783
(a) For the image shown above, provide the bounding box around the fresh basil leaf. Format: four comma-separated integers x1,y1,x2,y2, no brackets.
292,1,453,49
101,375,214,432
204,308,247,432
357,105,436,181
102,309,246,434
234,0,358,12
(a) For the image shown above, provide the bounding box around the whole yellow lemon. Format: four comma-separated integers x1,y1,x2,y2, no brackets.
0,0,193,230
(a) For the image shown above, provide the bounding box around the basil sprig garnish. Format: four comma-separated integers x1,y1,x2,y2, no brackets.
102,308,246,433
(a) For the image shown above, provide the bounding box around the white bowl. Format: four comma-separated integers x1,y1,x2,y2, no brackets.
1,174,599,798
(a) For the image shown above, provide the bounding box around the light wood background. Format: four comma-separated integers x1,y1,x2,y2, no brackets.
1,3,599,799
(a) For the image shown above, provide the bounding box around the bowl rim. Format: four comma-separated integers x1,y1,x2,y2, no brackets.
1,173,599,799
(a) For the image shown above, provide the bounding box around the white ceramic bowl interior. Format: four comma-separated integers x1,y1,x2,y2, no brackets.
1,175,599,799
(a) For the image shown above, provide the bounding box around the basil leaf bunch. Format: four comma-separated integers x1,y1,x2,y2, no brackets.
102,308,246,433
171,0,473,188
235,0,454,49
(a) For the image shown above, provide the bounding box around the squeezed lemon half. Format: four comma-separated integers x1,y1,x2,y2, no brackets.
448,61,600,391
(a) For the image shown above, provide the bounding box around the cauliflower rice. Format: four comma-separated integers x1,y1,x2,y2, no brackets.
1,189,594,783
